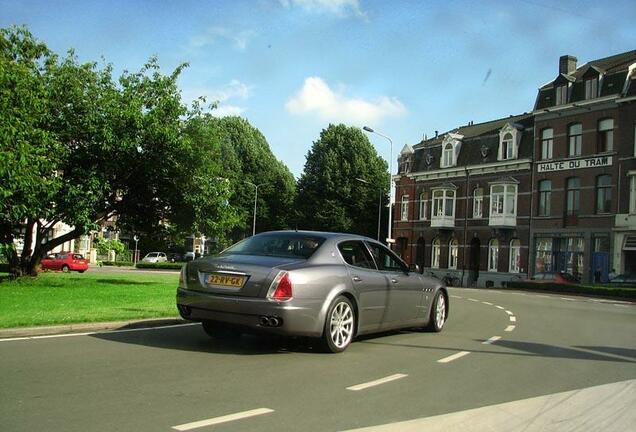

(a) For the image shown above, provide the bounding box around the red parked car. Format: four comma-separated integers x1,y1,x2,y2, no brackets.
41,252,88,273
529,272,579,284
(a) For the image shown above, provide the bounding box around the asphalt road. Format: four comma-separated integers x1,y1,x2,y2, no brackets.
1,288,634,432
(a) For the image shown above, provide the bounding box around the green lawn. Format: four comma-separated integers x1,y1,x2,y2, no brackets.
0,271,180,328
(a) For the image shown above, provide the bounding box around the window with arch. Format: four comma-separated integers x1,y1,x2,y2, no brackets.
473,188,483,218
419,192,427,220
566,177,580,215
431,238,441,269
501,133,514,160
596,175,611,214
442,143,454,168
568,123,582,157
538,180,552,216
448,239,458,269
541,128,553,160
509,239,521,273
597,118,614,153
400,195,409,221
488,239,499,272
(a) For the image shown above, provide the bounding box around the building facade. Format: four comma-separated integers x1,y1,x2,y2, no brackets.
530,51,636,283
391,50,636,286
392,114,534,287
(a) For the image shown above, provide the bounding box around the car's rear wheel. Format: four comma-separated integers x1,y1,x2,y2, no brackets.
426,291,446,332
201,320,241,340
321,296,355,353
61,265,70,273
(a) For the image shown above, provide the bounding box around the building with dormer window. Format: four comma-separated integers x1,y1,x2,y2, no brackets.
392,113,534,287
531,50,636,282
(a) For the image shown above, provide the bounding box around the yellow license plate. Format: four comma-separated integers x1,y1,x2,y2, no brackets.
207,274,247,288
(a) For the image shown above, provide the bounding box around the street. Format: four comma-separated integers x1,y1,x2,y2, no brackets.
2,288,634,432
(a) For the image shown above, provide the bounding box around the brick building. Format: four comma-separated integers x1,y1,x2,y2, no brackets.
391,49,636,286
530,51,636,283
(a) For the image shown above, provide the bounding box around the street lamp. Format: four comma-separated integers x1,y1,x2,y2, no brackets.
355,178,382,242
363,126,394,248
245,181,266,236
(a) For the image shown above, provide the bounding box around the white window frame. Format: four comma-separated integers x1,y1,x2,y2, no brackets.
556,85,567,105
585,77,598,100
419,192,427,220
431,238,440,269
488,239,499,272
448,239,458,270
442,144,453,168
473,188,483,219
629,174,636,214
598,118,614,153
400,195,409,221
498,124,520,161
568,123,582,157
431,188,456,228
541,128,553,160
509,239,521,273
489,183,517,226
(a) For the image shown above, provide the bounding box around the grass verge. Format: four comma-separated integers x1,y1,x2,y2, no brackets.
504,281,636,300
0,271,179,328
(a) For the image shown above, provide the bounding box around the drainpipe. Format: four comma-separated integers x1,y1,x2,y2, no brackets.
462,167,470,287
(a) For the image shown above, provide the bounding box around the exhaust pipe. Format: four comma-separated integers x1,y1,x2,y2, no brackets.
268,317,280,327
259,316,283,327
259,316,270,326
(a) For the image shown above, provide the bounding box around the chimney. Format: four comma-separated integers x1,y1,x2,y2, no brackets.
435,130,438,138
559,55,577,75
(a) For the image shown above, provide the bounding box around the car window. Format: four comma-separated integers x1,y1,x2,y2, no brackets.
222,233,326,259
365,242,406,272
59,254,67,260
533,273,544,280
73,254,84,259
148,253,157,257
338,241,375,270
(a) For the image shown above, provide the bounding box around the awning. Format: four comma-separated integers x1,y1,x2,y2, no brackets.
623,235,636,250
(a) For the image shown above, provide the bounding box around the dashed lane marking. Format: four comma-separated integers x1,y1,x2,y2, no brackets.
346,374,408,391
482,336,501,345
437,351,471,363
505,310,514,315
468,298,479,302
482,301,493,306
495,305,505,310
509,316,517,322
505,325,516,332
172,408,274,431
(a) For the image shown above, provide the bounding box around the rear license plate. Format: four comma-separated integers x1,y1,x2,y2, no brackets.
207,274,247,288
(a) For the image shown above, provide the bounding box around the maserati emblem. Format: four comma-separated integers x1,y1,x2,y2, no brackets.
480,145,489,158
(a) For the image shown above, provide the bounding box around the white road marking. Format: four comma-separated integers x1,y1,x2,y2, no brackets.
505,310,513,315
495,305,505,310
509,316,517,322
615,304,629,308
482,301,493,306
560,297,576,301
505,325,516,332
482,336,501,345
172,408,274,431
450,295,463,299
468,298,479,302
346,374,408,391
437,351,471,363
0,323,199,342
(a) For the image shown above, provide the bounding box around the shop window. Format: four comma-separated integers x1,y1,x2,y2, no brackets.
535,238,553,273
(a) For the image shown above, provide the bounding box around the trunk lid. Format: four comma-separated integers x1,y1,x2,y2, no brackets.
186,254,304,297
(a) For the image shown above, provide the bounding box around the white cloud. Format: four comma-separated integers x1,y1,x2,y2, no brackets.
279,0,366,19
181,80,252,117
285,77,406,124
208,79,252,102
211,105,246,117
190,27,256,51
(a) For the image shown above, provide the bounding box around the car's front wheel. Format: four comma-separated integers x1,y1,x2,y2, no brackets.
322,296,355,353
425,291,447,332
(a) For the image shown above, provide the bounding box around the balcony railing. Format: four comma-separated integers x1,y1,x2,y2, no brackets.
430,214,455,228
489,214,516,228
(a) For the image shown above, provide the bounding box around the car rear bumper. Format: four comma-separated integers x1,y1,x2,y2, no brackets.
176,288,325,337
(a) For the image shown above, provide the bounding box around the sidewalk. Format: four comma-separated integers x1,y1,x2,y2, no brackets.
0,317,186,339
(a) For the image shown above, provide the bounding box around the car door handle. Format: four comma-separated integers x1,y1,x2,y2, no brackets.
352,276,362,282
391,278,398,284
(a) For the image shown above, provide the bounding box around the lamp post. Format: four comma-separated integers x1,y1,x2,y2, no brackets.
245,181,266,236
363,126,394,248
355,178,382,241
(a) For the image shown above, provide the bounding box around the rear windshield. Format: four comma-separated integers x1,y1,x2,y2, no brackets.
222,233,326,259
73,254,84,259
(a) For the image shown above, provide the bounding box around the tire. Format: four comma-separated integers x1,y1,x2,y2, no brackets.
201,320,241,340
425,291,447,332
321,296,355,353
61,265,70,273
78,270,86,273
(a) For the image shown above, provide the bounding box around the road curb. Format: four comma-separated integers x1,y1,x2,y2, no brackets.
0,317,188,339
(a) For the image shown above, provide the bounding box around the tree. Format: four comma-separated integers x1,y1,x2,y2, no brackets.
0,27,238,277
296,124,389,238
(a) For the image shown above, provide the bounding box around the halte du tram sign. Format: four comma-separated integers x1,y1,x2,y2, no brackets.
536,156,612,173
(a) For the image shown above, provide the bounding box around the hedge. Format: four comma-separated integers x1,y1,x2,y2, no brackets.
101,261,134,267
135,262,184,270
504,281,636,300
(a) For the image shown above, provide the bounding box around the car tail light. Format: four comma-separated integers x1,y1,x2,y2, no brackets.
268,271,293,301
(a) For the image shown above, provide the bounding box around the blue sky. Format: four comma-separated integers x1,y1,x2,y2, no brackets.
2,0,635,177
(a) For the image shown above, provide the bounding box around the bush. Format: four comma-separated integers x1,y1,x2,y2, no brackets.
505,281,636,300
136,262,184,270
101,261,134,267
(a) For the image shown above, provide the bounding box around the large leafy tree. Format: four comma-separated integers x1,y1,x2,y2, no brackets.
0,27,237,276
198,116,297,240
296,124,389,238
